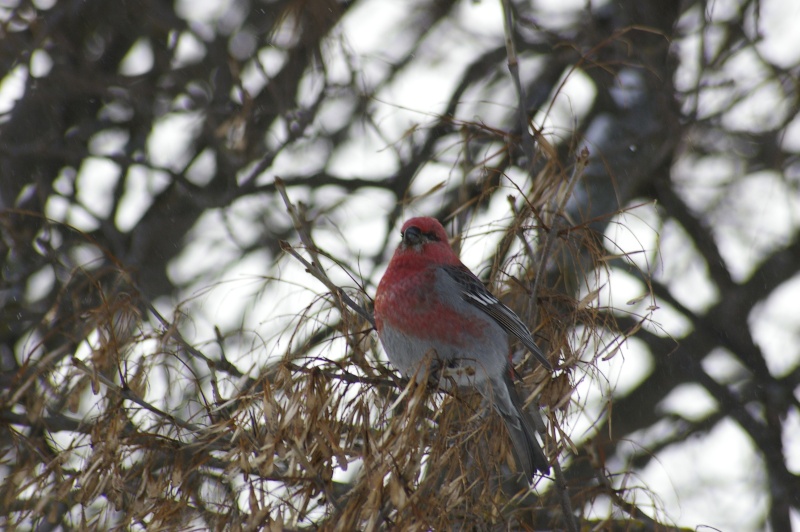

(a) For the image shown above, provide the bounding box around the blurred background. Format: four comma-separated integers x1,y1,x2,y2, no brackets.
1,0,799,529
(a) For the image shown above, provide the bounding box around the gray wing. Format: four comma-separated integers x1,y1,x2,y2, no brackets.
442,264,552,371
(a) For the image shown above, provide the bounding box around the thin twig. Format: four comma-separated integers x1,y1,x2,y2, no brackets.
530,147,589,324
71,357,206,435
143,296,249,382
275,177,375,328
279,241,376,328
275,176,321,266
594,467,663,531
551,457,579,532
500,0,537,173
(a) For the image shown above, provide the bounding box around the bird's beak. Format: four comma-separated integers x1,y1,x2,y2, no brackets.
402,226,423,247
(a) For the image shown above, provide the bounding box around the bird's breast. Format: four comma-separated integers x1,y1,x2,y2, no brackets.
375,269,489,348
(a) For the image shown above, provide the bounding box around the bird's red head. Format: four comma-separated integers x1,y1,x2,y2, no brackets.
400,217,449,246
396,217,458,265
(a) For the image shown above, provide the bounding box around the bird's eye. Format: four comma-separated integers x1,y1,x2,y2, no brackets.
424,231,439,241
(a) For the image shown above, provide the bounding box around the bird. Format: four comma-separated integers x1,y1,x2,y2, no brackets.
374,216,552,478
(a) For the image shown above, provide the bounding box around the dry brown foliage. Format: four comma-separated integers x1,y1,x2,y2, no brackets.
0,153,672,531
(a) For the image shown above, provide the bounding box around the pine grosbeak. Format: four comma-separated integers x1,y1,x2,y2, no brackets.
374,216,552,477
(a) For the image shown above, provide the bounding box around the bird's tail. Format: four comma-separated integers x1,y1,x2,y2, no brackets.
490,372,550,478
